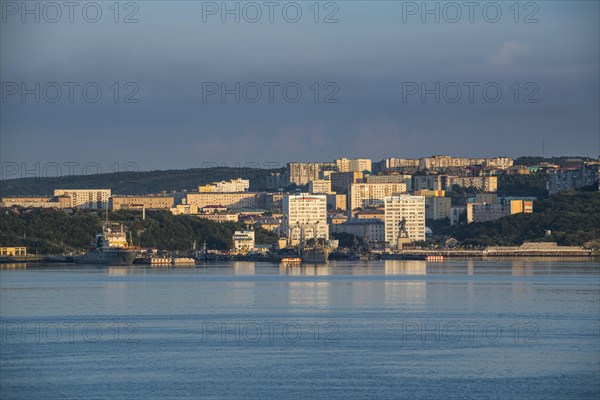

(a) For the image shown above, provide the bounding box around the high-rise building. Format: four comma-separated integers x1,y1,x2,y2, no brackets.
350,183,407,210
467,199,533,223
330,171,364,194
53,189,111,209
335,158,372,173
424,197,452,220
546,163,599,195
308,179,332,194
282,193,328,245
384,195,426,247
287,163,334,186
365,174,412,191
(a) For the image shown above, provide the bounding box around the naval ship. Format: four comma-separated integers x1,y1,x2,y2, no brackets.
75,223,139,265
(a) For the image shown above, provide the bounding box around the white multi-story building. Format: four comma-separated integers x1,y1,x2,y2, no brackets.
199,178,249,193
282,193,329,245
308,179,332,194
335,158,372,173
53,189,111,209
384,195,426,247
349,183,407,210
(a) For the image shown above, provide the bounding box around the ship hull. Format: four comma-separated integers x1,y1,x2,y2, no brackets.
74,249,138,265
300,247,330,263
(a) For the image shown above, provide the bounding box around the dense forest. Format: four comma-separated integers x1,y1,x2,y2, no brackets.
0,209,277,253
0,166,283,196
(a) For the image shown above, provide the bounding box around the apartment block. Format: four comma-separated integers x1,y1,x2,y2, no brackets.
111,195,175,211
365,174,412,191
546,163,599,195
199,178,249,193
330,171,364,194
424,196,452,220
282,193,329,245
54,189,111,209
287,162,334,186
384,195,426,246
467,199,533,223
448,176,497,192
309,179,332,194
326,194,347,211
335,158,372,173
186,192,258,209
350,183,407,210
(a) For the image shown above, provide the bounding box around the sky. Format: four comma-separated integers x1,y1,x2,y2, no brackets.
1,0,599,174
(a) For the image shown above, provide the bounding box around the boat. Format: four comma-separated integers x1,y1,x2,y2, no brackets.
280,257,302,263
300,245,330,263
74,223,139,265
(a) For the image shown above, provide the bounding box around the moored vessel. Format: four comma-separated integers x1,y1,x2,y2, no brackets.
75,223,139,265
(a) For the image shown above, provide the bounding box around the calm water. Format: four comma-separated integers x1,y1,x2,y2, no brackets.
1,259,599,399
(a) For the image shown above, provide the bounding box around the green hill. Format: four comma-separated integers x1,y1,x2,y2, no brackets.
0,167,283,196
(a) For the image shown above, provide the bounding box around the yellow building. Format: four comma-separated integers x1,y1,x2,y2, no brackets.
111,195,175,211
0,247,27,256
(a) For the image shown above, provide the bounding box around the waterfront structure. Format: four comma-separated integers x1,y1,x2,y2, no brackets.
53,189,111,209
330,171,363,194
546,163,599,195
467,199,533,223
308,179,332,194
384,195,426,247
349,183,407,210
335,158,372,173
186,192,258,209
110,195,175,211
282,193,329,245
232,230,255,253
330,219,385,245
199,178,249,193
0,247,27,256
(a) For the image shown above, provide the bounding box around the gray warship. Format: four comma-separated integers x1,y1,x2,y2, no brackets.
75,223,139,265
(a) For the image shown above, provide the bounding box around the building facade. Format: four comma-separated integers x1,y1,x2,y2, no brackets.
330,172,363,194
53,189,111,209
384,195,426,246
111,195,175,211
282,193,329,245
349,183,407,210
199,178,250,193
186,192,258,209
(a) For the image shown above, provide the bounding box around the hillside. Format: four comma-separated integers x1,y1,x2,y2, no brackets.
0,167,282,196
443,190,600,246
0,209,277,253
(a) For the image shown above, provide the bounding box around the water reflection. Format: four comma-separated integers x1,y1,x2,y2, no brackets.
384,260,426,275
